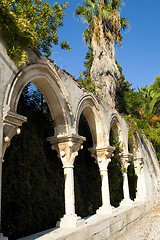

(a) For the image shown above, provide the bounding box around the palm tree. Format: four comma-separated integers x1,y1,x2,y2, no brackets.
138,84,160,126
75,0,128,106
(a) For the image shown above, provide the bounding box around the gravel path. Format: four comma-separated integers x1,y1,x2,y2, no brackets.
118,202,160,240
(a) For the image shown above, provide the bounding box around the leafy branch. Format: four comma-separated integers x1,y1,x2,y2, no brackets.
0,0,71,65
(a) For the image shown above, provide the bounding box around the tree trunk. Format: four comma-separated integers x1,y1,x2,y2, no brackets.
91,19,120,107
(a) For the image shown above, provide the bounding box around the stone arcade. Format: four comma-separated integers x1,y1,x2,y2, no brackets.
0,34,160,240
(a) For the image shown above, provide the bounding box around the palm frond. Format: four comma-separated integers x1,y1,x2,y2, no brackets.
104,0,109,5
85,0,98,9
149,93,160,115
120,17,129,30
100,6,111,19
75,0,128,45
83,28,92,45
110,0,123,11
74,4,93,23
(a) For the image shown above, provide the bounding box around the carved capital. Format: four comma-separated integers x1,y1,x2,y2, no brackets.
89,146,115,171
2,111,27,157
120,153,133,172
48,134,86,167
134,156,143,174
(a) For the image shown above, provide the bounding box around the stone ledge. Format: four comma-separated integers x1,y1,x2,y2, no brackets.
17,200,154,240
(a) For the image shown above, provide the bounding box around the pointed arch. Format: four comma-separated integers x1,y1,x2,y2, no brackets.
109,113,128,153
75,94,105,147
3,63,73,135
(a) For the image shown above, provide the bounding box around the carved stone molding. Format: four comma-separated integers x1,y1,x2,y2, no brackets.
2,111,27,157
89,145,115,170
48,134,86,167
120,153,133,172
134,156,143,174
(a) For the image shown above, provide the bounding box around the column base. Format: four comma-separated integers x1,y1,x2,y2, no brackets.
134,197,145,202
57,214,86,228
96,205,113,215
0,233,8,240
120,199,133,208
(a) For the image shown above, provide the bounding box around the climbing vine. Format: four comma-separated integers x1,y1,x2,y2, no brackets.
78,46,96,94
0,0,71,65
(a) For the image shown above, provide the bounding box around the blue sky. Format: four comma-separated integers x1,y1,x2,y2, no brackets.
49,0,160,89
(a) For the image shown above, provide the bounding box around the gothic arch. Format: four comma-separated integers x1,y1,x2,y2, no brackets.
3,63,73,136
75,94,105,147
109,113,128,153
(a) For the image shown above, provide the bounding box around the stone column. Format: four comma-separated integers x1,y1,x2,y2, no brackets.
48,134,86,228
120,153,133,207
134,156,147,201
89,146,115,214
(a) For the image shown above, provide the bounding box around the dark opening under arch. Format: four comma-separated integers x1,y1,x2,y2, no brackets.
74,113,101,217
2,83,64,239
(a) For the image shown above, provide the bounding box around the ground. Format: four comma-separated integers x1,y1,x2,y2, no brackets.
118,202,160,240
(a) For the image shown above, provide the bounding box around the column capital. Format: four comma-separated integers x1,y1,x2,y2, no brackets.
120,153,133,172
133,154,143,162
89,146,115,170
48,134,86,167
133,156,143,174
121,153,133,161
3,111,27,157
89,145,115,159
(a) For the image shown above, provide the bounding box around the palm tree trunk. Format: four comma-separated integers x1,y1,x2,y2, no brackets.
91,19,120,106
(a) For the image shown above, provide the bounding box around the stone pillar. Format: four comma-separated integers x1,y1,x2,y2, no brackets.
48,134,86,228
134,157,147,201
120,153,133,207
89,146,115,214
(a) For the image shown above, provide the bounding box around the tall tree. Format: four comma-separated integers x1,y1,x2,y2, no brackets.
0,0,71,65
75,0,128,105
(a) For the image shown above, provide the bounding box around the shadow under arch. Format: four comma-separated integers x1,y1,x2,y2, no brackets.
109,114,126,153
4,63,72,135
74,95,104,217
2,82,65,239
74,113,101,218
108,114,124,207
109,114,137,204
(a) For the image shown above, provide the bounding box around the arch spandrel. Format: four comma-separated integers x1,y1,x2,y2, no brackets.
75,94,105,147
3,63,73,136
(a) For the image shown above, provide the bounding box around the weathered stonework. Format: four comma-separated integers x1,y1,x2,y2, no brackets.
0,33,160,240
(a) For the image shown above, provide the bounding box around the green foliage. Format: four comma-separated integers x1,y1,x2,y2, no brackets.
78,46,96,94
0,0,71,65
117,73,160,163
115,60,132,113
109,128,137,203
74,0,129,46
109,128,123,206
